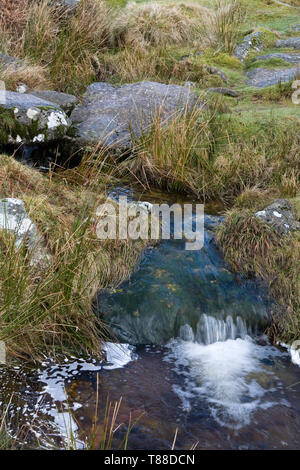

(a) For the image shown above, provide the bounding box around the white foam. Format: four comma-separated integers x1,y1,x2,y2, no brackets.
166,337,283,429
279,342,300,367
21,343,136,445
103,342,136,370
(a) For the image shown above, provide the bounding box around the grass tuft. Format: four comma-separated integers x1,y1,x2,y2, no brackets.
0,155,148,362
216,208,300,344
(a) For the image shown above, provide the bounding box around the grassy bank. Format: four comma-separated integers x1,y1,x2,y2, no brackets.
118,102,299,202
216,201,300,344
0,154,148,362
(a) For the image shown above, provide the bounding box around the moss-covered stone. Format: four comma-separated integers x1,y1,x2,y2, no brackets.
0,92,70,145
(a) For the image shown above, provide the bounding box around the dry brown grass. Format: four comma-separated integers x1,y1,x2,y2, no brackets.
200,0,246,53
115,106,300,203
0,0,246,93
233,187,278,211
117,103,216,197
0,0,30,37
109,1,210,48
0,63,52,91
100,46,225,85
0,0,113,93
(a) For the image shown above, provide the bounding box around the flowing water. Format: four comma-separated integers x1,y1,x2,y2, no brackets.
0,189,299,449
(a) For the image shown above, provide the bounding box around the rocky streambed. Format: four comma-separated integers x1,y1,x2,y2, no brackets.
0,190,299,450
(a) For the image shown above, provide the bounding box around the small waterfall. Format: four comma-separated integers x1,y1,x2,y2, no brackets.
179,314,249,345
168,315,286,429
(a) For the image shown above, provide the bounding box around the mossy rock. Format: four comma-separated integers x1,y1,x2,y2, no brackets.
0,92,70,145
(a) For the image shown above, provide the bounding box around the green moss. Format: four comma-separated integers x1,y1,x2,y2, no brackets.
105,0,128,6
36,105,57,111
256,28,278,48
0,108,27,144
250,80,296,102
245,57,292,70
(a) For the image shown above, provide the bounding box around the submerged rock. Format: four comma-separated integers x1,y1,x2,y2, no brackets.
0,91,70,145
71,81,202,149
29,90,78,115
255,199,300,236
246,67,300,88
96,216,270,345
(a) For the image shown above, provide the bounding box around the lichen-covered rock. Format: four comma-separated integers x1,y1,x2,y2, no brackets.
275,37,300,50
234,32,265,62
0,54,24,71
246,67,300,88
255,199,300,236
291,25,300,33
0,91,70,145
29,90,78,115
71,81,203,149
58,0,80,5
0,198,50,265
50,0,79,8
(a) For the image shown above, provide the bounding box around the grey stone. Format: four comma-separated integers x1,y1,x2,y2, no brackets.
0,53,24,71
51,0,79,6
276,37,300,50
207,87,239,97
0,91,70,144
62,0,80,4
246,67,300,88
255,199,300,236
71,81,202,149
254,52,300,64
206,66,228,83
291,25,300,32
234,32,265,62
0,198,50,265
0,198,38,248
29,90,78,115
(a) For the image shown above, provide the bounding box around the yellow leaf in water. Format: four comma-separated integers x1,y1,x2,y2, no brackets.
155,269,167,279
167,283,178,292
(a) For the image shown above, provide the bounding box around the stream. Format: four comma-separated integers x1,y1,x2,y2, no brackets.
0,189,299,450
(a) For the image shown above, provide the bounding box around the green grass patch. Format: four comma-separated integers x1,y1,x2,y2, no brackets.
245,57,292,69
